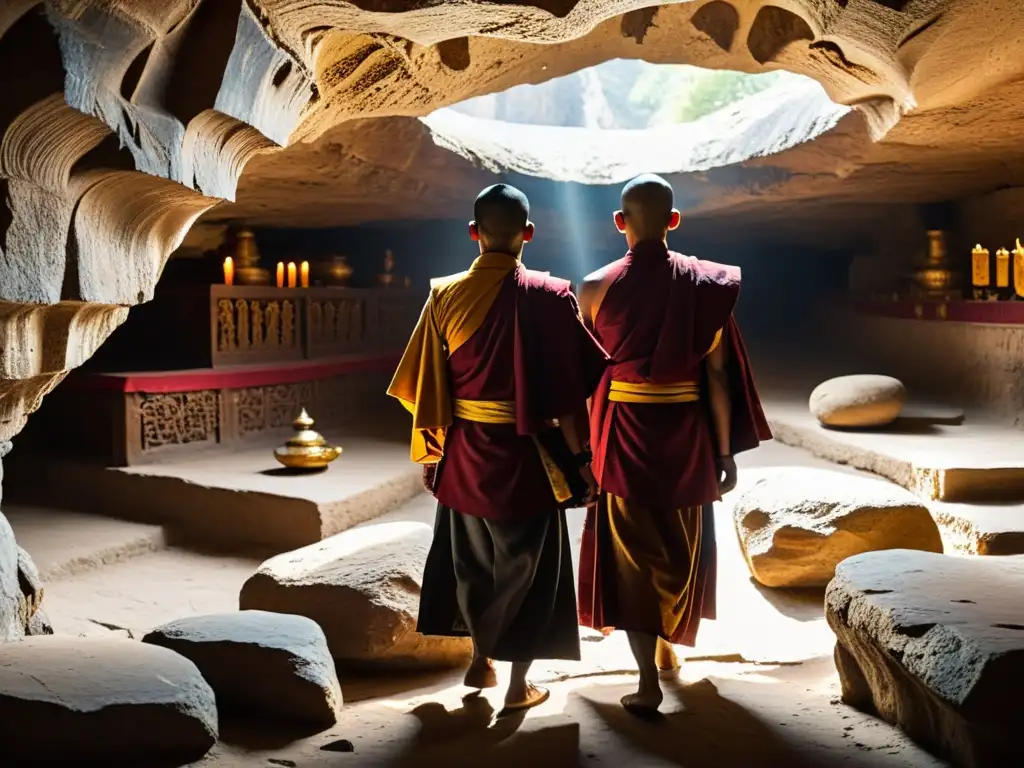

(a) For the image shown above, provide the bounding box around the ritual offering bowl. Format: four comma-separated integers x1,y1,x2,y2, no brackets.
274,409,342,470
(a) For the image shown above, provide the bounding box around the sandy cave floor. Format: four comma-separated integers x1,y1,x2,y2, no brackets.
35,442,949,768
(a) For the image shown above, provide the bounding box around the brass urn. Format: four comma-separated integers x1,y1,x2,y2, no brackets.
273,409,342,470
911,230,960,299
314,254,354,286
228,228,272,286
377,248,396,288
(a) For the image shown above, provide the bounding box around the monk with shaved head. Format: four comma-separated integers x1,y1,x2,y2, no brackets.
577,173,772,714
389,183,607,714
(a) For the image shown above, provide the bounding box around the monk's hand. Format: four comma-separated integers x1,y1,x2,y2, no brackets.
422,464,438,494
717,455,738,495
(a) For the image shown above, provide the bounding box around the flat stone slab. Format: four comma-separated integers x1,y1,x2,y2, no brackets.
826,550,1024,768
240,521,472,670
733,468,942,588
0,636,218,765
8,433,422,554
2,505,165,581
767,398,1024,503
143,610,343,727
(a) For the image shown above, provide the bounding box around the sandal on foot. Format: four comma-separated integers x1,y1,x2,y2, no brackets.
498,684,550,718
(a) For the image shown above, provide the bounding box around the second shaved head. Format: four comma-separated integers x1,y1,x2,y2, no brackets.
620,174,676,242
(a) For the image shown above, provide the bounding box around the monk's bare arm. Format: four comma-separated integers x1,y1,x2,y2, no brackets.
577,277,599,333
706,331,731,456
707,328,737,493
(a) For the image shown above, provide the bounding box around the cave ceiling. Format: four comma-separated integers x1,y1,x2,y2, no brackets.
2,0,1024,441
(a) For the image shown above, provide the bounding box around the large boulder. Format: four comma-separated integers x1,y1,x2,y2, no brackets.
240,522,472,669
733,468,942,588
142,610,343,727
0,512,21,641
827,550,1024,768
809,374,905,428
0,636,218,765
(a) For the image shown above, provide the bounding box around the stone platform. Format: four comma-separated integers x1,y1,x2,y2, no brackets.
6,424,423,554
766,397,1024,503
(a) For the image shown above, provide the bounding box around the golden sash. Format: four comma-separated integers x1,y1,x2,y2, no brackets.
608,380,700,404
453,398,572,505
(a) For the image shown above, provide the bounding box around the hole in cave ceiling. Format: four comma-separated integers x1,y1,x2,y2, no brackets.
420,59,851,186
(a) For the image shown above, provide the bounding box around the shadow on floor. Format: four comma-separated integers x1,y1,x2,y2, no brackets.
393,692,582,767
821,413,964,436
338,668,464,704
751,581,825,622
574,677,814,768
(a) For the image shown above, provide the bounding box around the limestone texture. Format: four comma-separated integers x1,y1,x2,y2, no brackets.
809,375,906,428
827,550,1024,768
0,636,218,765
733,468,942,588
240,522,472,669
142,610,343,727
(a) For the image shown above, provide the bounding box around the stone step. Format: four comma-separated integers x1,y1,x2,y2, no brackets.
6,430,423,556
2,506,165,582
767,399,1024,503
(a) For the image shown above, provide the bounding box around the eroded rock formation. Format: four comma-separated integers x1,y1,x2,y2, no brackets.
3,3,1024,654
2,0,1022,456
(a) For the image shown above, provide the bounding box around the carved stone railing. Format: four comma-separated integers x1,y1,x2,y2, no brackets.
210,286,421,367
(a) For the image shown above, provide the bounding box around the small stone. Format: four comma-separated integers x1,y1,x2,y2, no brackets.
240,522,472,669
142,610,342,727
809,374,905,428
0,636,217,765
321,738,355,752
733,468,942,588
827,550,1024,768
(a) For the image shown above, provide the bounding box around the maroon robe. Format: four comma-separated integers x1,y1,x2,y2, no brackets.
578,240,771,642
434,265,607,521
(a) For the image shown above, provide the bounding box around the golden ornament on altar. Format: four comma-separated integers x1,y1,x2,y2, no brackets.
273,409,342,470
377,248,396,287
228,229,271,286
911,229,959,298
1013,239,1024,298
314,254,354,286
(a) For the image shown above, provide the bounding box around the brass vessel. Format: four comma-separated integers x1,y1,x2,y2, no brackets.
273,409,342,469
227,228,271,286
314,254,354,286
911,230,960,299
377,248,396,288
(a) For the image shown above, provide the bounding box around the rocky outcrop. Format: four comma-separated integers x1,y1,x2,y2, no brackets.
0,636,218,765
827,550,1024,768
239,522,472,669
809,375,906,428
733,468,942,588
142,610,343,727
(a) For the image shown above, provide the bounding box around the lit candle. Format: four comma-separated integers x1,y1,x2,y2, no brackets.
287,261,297,288
996,247,1011,292
971,244,990,299
276,262,284,288
1014,239,1024,299
223,256,234,286
300,260,310,288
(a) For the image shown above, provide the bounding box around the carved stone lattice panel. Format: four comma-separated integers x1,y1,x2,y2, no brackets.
139,391,220,451
267,382,314,429
217,300,236,352
236,387,267,436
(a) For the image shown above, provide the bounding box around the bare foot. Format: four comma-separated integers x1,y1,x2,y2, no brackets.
463,657,498,690
498,683,550,716
621,678,663,716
